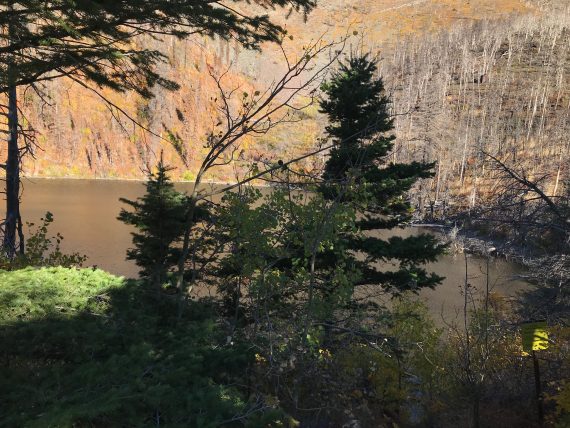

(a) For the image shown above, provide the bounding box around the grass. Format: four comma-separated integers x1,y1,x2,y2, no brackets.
0,267,123,323
0,267,253,427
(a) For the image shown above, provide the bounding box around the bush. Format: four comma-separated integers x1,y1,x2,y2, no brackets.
0,212,86,270
0,267,279,427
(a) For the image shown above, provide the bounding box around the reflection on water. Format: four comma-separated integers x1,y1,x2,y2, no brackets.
420,233,528,324
6,178,530,320
13,178,201,277
381,227,529,323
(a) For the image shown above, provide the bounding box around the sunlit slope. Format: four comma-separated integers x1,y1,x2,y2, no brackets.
0,0,538,180
279,0,529,42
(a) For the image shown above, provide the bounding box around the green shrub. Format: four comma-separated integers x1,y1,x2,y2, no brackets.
0,212,86,270
0,267,277,427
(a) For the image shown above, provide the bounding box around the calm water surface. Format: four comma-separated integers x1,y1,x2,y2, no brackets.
8,178,530,321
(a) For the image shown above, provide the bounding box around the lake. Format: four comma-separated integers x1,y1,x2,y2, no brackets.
7,178,530,322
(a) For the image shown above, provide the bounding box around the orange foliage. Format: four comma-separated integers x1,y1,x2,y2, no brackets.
0,0,532,181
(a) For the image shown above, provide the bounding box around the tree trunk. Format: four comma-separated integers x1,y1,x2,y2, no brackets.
473,394,480,428
3,74,22,258
2,2,23,258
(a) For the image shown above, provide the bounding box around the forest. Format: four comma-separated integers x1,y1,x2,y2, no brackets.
0,0,569,427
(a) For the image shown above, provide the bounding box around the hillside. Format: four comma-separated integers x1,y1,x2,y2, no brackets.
382,3,570,213
3,0,568,198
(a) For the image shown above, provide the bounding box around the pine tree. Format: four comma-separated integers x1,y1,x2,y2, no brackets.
118,161,187,286
319,54,444,294
0,0,316,94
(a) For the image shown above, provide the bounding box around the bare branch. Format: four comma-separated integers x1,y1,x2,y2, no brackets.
483,151,567,224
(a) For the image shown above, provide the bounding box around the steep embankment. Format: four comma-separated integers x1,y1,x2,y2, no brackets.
4,0,564,188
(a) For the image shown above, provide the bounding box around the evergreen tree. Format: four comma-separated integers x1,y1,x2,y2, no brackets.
118,160,187,286
0,0,316,94
319,54,444,294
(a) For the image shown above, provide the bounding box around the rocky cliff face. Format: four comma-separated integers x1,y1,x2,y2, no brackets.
4,0,560,187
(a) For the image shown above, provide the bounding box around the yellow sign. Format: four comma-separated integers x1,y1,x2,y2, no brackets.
521,321,549,352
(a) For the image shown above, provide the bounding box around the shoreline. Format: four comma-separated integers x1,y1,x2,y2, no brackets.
412,219,537,267
20,175,270,187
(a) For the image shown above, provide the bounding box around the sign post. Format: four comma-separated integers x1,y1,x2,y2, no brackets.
521,321,549,426
532,350,544,425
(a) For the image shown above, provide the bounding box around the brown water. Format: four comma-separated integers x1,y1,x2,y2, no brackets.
7,178,530,320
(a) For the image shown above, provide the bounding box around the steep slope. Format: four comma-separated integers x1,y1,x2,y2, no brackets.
0,0,543,182
381,4,570,214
